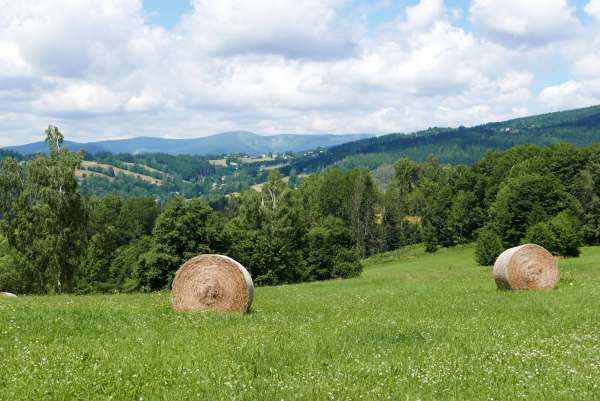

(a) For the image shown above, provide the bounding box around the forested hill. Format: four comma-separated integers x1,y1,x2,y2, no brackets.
4,131,372,156
284,105,600,173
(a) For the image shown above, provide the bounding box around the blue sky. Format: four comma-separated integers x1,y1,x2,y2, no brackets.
142,0,594,30
1,0,600,146
143,0,193,29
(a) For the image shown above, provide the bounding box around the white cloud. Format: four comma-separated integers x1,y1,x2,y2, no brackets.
177,0,359,60
404,0,445,31
586,0,600,20
0,0,598,147
32,82,123,115
574,53,600,79
0,1,165,83
0,42,31,77
540,80,600,110
469,0,579,47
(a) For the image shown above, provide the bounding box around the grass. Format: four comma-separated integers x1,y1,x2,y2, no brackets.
80,161,163,185
1,244,600,400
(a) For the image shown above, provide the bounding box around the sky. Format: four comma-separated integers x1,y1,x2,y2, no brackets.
1,0,600,147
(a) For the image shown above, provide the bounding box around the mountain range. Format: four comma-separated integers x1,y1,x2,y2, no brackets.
3,131,373,156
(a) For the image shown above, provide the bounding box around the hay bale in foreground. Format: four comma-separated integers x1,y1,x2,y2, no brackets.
493,244,558,290
171,255,253,313
0,292,17,298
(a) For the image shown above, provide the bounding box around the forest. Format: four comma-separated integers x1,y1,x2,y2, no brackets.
285,104,600,173
1,126,599,294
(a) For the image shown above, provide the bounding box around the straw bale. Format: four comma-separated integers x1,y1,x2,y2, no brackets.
171,255,253,313
493,244,558,290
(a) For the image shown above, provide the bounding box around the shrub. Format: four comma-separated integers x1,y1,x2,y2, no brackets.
525,212,583,257
524,221,558,254
475,227,504,266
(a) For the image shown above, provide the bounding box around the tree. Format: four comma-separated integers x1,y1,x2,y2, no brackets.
490,174,582,247
139,197,226,290
77,195,157,293
0,235,20,293
415,158,454,251
382,158,422,251
347,169,380,255
109,236,154,292
448,190,482,244
525,212,583,257
0,126,87,293
45,125,64,152
475,227,504,266
306,217,362,280
226,172,309,285
298,168,381,256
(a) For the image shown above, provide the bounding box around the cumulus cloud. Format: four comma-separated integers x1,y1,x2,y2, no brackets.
403,0,446,31
469,0,579,47
587,0,600,20
0,0,597,147
177,0,359,60
540,80,600,110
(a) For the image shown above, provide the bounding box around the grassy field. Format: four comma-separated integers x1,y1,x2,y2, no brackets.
1,245,600,400
80,161,163,185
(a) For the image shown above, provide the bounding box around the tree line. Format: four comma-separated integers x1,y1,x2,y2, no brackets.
285,106,600,173
1,127,599,294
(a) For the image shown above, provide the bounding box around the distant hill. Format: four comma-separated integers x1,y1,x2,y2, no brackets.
283,105,600,173
4,131,373,156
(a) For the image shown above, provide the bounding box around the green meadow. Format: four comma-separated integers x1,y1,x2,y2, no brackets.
1,245,599,401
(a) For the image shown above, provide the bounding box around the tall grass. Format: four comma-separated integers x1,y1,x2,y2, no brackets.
1,244,599,400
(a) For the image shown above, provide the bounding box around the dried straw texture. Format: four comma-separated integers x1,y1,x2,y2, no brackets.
0,292,17,298
493,244,558,290
171,255,253,313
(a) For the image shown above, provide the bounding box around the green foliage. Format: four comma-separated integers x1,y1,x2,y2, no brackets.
287,105,600,173
8,121,600,293
525,212,583,257
109,236,154,292
78,151,270,200
298,168,380,256
226,172,310,285
0,126,87,293
306,217,362,280
226,172,362,285
475,227,504,266
140,197,227,290
0,235,20,292
490,174,582,247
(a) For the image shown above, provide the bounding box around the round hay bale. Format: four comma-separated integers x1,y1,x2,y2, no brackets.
493,244,558,290
0,292,17,298
171,254,253,313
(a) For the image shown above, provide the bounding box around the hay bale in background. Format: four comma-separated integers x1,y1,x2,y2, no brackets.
493,244,558,290
0,292,17,298
171,255,253,313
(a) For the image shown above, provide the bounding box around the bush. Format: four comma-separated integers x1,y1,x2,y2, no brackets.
0,236,22,293
331,248,363,279
525,212,582,257
524,221,558,254
475,227,504,266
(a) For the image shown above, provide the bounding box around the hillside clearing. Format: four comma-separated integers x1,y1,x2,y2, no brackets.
1,245,599,400
80,161,163,185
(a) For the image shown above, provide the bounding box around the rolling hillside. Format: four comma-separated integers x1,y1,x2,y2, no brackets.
3,244,600,400
4,132,372,156
284,104,600,173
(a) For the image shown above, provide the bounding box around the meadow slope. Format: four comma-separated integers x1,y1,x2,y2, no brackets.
1,245,599,401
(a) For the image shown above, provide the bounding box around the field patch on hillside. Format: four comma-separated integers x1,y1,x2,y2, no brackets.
80,161,163,185
1,245,600,400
